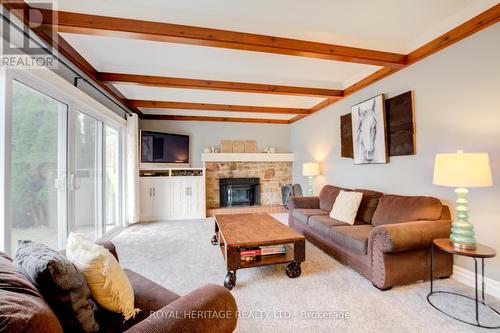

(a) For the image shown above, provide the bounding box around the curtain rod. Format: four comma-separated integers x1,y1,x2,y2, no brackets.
0,11,133,117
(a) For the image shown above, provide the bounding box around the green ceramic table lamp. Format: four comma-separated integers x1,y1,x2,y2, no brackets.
303,162,320,196
433,150,493,249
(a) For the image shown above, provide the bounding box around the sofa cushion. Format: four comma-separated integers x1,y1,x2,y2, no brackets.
329,190,363,224
330,225,374,255
14,240,99,333
308,216,365,238
0,252,64,333
372,195,443,226
318,185,344,211
292,208,329,225
66,233,140,321
95,269,181,333
354,189,383,224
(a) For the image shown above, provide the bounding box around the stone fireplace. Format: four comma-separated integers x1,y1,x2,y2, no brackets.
205,161,293,210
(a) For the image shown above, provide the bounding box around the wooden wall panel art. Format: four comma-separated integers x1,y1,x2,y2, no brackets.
340,91,415,159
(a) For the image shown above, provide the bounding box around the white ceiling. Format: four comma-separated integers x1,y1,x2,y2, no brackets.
50,0,497,53
113,84,325,109
60,33,381,90
38,0,499,121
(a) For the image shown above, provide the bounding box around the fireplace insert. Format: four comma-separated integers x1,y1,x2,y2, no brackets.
219,178,260,207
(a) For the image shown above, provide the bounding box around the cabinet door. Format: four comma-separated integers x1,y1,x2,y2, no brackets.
140,178,154,220
171,177,189,219
153,178,172,219
188,177,205,218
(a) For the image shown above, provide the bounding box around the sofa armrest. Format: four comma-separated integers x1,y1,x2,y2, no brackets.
369,219,451,253
124,284,238,333
287,196,320,210
96,240,119,262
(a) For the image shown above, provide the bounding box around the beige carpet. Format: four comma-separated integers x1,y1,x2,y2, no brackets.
112,214,500,332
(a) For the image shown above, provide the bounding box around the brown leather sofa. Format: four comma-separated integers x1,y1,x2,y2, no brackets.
288,185,453,290
0,241,238,333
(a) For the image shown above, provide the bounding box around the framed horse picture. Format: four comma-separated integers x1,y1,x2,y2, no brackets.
351,94,388,164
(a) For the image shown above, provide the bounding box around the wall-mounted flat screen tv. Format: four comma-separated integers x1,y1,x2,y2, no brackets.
140,130,189,164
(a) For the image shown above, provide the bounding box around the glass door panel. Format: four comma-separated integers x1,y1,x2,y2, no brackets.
9,80,67,253
69,111,100,240
105,126,120,232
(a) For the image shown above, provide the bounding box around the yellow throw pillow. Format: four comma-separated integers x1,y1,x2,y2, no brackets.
66,233,140,321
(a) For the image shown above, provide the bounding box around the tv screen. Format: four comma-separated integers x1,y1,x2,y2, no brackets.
141,130,189,163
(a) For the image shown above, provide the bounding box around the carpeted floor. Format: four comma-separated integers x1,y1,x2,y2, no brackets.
112,214,500,332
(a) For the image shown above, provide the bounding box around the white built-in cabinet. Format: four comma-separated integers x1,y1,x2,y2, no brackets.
140,168,205,221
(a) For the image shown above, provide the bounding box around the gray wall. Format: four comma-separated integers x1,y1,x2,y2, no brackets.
290,25,500,281
139,120,291,167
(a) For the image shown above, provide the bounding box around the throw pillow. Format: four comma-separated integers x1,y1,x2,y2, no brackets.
14,240,99,333
329,190,363,225
66,233,140,321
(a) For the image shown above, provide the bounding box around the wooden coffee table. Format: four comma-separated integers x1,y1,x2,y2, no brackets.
211,213,305,290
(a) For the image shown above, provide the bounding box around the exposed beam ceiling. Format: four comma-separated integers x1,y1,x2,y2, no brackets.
36,9,407,68
99,73,343,98
305,4,500,118
127,100,310,115
3,1,498,124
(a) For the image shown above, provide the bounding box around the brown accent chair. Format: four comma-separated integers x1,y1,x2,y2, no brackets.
288,185,453,290
0,241,238,333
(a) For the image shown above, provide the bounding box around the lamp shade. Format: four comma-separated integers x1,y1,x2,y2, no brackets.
433,151,493,188
303,162,320,177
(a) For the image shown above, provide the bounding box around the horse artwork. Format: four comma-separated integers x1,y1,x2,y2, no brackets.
351,94,388,164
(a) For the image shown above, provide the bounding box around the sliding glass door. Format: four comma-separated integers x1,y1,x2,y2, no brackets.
9,80,68,253
3,75,125,254
68,111,101,240
105,125,121,233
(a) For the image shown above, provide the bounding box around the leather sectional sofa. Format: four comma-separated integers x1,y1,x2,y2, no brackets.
0,241,238,333
288,185,453,290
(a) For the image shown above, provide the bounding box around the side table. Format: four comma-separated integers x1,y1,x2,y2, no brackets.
428,238,500,329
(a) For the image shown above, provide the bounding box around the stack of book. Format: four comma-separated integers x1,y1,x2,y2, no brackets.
240,244,286,261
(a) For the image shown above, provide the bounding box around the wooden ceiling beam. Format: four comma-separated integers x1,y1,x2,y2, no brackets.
141,114,290,124
36,9,406,68
127,100,310,115
99,73,343,98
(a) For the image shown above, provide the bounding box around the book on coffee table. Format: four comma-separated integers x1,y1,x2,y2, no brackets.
241,244,287,257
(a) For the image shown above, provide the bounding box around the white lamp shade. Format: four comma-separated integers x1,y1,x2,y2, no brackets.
303,162,320,176
433,152,493,188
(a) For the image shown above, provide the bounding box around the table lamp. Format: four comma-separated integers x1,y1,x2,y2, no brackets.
303,162,320,196
433,150,493,249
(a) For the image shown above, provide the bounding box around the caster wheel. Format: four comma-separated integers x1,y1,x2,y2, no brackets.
286,262,301,278
211,235,218,245
224,271,236,290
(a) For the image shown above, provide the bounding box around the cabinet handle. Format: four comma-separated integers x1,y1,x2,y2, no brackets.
153,188,156,196
149,188,152,196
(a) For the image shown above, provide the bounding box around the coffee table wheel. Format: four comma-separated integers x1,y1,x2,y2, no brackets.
286,262,301,278
211,234,218,245
224,271,236,290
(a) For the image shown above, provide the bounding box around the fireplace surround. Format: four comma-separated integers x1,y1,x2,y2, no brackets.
219,178,260,207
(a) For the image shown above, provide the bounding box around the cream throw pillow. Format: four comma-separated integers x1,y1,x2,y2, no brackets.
66,233,140,321
329,190,363,225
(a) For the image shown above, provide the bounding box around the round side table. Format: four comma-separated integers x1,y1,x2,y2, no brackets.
428,238,500,329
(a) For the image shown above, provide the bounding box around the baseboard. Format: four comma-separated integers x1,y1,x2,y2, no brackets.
451,265,500,300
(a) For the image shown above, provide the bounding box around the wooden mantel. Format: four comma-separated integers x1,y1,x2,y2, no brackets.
201,153,294,162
